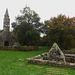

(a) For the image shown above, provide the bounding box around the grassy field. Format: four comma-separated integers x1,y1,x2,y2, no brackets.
0,46,75,75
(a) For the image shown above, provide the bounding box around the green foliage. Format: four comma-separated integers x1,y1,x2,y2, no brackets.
14,46,36,51
14,46,48,51
71,48,75,50
44,14,75,49
0,46,3,49
0,46,13,50
0,46,39,51
12,6,43,46
13,22,40,46
38,46,50,50
12,6,43,30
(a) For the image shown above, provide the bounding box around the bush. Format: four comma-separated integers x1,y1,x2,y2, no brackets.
34,46,39,50
0,46,14,50
0,45,39,51
14,46,36,51
0,46,3,49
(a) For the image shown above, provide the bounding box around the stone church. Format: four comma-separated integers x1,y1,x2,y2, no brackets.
0,9,15,46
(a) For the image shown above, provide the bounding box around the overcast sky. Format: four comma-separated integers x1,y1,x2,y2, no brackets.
0,0,75,30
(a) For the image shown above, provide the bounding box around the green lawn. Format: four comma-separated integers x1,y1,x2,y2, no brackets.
0,47,75,75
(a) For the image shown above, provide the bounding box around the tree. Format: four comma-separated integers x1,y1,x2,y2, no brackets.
44,14,75,49
13,22,40,46
15,6,43,31
12,6,42,46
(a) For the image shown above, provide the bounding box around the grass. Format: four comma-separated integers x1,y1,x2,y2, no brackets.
71,48,75,50
0,46,75,75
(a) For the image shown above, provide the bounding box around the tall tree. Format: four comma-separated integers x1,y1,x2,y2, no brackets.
44,14,75,49
11,6,42,45
15,6,43,30
13,22,40,46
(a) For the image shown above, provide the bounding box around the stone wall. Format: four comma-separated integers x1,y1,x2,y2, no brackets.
28,58,75,69
63,50,75,54
41,53,75,63
65,54,75,63
28,43,75,69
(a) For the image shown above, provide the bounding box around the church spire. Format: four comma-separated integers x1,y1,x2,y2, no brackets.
5,8,9,16
3,9,10,31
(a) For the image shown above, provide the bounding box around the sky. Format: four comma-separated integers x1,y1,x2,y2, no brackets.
0,0,75,30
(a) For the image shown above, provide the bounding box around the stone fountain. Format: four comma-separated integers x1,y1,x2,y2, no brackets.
28,43,75,69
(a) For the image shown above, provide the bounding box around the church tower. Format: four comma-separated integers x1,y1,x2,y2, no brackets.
0,9,16,46
3,9,10,31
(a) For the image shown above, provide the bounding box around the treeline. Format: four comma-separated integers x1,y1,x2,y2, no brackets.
12,6,75,49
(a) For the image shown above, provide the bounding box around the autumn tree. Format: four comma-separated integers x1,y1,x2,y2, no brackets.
44,14,75,49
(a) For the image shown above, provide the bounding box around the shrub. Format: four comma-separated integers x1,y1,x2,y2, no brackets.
34,46,39,50
0,46,3,49
14,46,35,51
0,45,39,51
